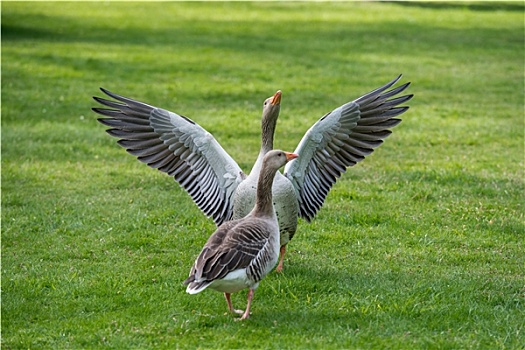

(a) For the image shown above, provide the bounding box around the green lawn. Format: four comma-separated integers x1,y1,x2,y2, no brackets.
2,1,524,349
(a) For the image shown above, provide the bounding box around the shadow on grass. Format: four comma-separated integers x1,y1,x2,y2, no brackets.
2,5,520,54
392,1,524,12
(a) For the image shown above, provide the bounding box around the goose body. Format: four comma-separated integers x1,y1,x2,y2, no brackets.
232,160,299,271
184,216,280,295
93,75,413,271
184,150,298,319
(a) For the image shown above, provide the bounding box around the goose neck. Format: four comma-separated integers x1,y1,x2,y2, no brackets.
252,164,277,217
260,113,276,154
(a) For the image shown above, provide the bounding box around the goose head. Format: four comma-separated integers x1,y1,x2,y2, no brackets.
263,90,281,115
262,149,298,175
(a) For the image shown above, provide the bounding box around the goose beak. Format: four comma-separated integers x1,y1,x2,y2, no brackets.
271,90,282,105
285,152,298,161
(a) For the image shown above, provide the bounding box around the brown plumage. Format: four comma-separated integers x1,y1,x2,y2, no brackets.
184,150,298,320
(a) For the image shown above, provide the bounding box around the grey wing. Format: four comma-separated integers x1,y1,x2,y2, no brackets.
284,75,413,221
186,219,271,283
93,88,245,225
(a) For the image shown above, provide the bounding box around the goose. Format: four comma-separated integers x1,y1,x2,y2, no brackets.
184,150,298,320
93,75,413,271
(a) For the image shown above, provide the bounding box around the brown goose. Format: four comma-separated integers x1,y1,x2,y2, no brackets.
93,75,412,271
184,150,298,320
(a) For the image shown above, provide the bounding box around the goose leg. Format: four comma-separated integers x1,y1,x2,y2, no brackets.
224,293,243,315
239,289,254,320
275,245,287,272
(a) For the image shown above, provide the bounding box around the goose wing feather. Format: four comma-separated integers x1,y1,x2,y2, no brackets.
93,88,245,225
284,75,413,221
184,218,274,289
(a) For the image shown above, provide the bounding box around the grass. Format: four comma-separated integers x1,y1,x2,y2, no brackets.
2,1,524,349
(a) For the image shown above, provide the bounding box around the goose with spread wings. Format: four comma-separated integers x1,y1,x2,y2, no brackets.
93,75,413,271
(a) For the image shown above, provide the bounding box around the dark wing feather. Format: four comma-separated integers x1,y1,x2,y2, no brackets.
185,218,273,286
93,89,245,225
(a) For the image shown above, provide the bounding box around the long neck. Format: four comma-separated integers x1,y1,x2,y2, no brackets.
252,111,277,173
252,163,277,218
260,112,276,154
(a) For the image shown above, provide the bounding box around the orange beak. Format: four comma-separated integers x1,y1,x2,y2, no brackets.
271,90,282,105
285,152,299,161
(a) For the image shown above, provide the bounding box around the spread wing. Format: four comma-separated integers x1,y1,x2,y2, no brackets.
93,88,245,225
284,75,413,221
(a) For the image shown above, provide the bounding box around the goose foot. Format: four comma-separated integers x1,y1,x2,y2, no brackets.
224,293,244,315
238,289,254,320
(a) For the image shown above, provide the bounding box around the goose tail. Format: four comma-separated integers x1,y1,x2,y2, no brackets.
184,276,211,294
